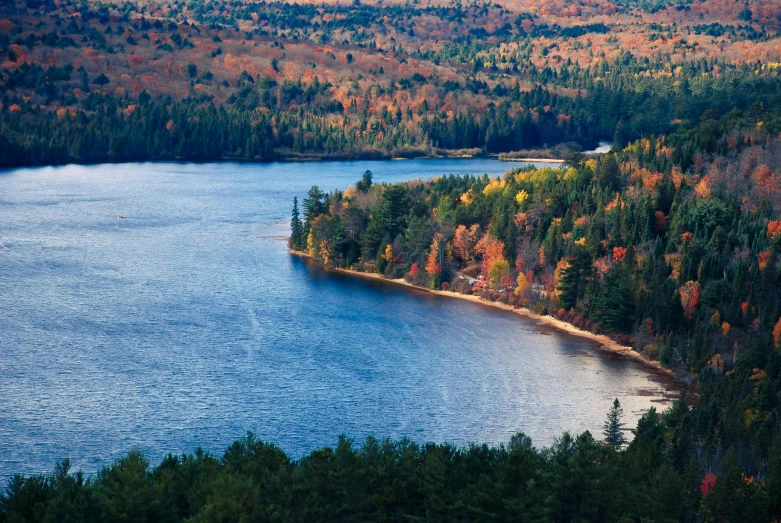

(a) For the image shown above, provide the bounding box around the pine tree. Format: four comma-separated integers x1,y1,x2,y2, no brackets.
594,265,636,333
557,246,593,310
290,196,304,251
302,185,326,237
603,398,627,451
356,169,373,192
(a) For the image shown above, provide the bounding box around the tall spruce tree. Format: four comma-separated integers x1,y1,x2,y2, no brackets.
302,185,326,237
356,170,373,192
290,196,304,251
557,246,593,310
603,398,627,451
594,265,636,333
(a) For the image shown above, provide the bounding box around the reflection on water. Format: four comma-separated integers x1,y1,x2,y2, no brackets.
0,159,675,480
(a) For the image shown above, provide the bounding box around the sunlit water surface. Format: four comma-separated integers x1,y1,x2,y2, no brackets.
0,159,677,480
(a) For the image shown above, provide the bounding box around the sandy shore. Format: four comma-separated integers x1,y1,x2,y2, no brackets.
290,251,682,385
499,157,565,163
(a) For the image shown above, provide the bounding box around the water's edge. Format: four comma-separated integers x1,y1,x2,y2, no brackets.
290,250,685,388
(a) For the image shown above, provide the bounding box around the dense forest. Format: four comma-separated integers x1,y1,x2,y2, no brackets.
2,402,770,522
6,0,781,521
2,0,781,165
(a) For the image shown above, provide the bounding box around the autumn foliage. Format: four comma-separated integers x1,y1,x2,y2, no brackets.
774,318,781,348
426,234,443,276
701,473,717,498
679,281,700,320
452,224,480,263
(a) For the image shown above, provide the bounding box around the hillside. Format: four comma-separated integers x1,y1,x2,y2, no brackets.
2,0,781,165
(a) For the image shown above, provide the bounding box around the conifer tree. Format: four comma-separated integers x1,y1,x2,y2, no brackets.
557,247,593,310
356,170,373,192
290,196,304,250
603,398,627,451
594,265,636,333
302,185,326,237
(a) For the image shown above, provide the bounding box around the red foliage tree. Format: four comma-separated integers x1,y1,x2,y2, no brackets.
701,473,716,498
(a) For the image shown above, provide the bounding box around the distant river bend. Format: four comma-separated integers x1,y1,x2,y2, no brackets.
0,159,676,480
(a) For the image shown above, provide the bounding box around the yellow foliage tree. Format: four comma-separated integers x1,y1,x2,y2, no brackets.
553,258,569,295
488,259,510,290
383,244,394,262
320,239,331,266
711,311,721,326
694,177,711,199
307,231,316,256
515,272,529,296
482,178,506,195
515,190,529,205
460,188,476,205
563,167,578,182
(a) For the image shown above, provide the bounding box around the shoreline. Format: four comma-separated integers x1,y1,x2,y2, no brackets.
0,151,570,172
290,250,683,387
498,157,566,163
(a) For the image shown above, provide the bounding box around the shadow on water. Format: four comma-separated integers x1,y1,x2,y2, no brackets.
294,254,683,401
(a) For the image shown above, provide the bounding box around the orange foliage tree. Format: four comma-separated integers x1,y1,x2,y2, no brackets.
452,224,480,263
426,233,444,276
655,211,668,232
767,220,781,239
476,233,505,275
753,164,780,204
679,281,700,320
773,317,781,348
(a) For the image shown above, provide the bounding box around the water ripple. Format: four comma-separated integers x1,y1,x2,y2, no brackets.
0,159,675,480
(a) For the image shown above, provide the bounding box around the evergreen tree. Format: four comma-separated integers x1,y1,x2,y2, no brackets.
603,398,627,451
593,265,636,333
290,196,304,250
356,170,373,192
557,247,593,310
596,154,620,192
302,185,327,236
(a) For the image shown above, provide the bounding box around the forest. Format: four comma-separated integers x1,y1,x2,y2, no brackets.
2,0,781,165
285,100,781,520
1,402,771,522
5,0,781,521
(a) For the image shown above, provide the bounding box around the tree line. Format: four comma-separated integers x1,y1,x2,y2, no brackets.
3,400,771,522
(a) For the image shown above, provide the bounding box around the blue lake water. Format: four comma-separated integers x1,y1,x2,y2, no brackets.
0,159,676,480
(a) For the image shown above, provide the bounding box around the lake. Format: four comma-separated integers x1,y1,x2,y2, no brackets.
0,159,676,480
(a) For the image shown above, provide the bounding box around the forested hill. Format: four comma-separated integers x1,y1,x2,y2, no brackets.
2,0,781,165
290,105,781,519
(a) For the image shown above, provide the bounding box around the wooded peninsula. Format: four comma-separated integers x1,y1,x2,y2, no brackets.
289,113,781,519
